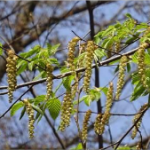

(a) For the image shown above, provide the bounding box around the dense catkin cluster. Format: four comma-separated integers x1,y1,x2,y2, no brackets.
131,103,148,139
115,40,120,53
107,44,113,58
23,99,34,139
83,41,95,93
67,37,80,71
59,91,72,131
137,43,149,89
81,110,91,143
116,55,128,100
6,50,18,103
94,82,113,135
46,64,53,100
71,77,78,99
94,113,102,134
105,82,113,113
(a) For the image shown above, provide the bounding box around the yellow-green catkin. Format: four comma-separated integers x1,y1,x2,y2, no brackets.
107,44,113,58
137,43,149,89
81,110,91,143
115,40,120,53
67,37,80,71
6,50,18,103
105,82,113,113
94,113,102,135
83,41,95,93
23,99,34,139
104,82,113,124
116,55,128,100
71,76,78,99
46,64,53,100
59,91,72,131
131,103,148,139
78,43,86,69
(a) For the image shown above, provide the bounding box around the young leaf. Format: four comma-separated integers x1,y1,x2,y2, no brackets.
84,95,91,106
63,75,74,91
47,43,60,56
19,106,26,120
0,43,2,55
31,104,44,115
47,98,61,120
32,95,46,105
10,102,24,116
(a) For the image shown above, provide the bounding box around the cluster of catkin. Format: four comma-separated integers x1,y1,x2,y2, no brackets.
83,41,95,93
46,64,53,100
137,43,149,89
67,36,80,71
71,43,86,99
81,110,91,143
115,40,120,53
116,55,128,100
6,50,18,103
94,82,113,135
23,99,35,139
59,91,72,131
131,103,148,139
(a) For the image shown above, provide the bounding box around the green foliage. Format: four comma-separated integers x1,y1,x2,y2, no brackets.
10,102,24,116
47,98,61,120
0,43,2,55
71,143,83,150
117,146,132,150
2,13,150,148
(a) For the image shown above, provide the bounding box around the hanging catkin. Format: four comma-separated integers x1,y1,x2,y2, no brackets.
115,40,120,53
116,55,128,100
23,99,35,139
46,64,53,100
81,110,91,143
59,91,72,131
6,50,18,103
83,41,95,93
137,43,149,89
67,37,80,71
131,103,148,139
94,113,102,135
94,83,113,135
105,82,113,113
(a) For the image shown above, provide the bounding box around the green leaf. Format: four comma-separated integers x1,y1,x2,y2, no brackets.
0,43,2,55
71,143,83,150
63,75,74,91
131,82,146,101
89,88,101,101
73,95,88,105
47,43,60,56
117,146,131,150
31,104,43,115
131,51,138,63
17,61,28,75
47,98,61,120
19,106,26,120
49,58,59,66
84,95,91,106
20,46,40,58
10,102,24,116
125,13,133,19
33,71,45,81
28,61,35,71
126,63,131,73
32,95,45,105
94,49,106,59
